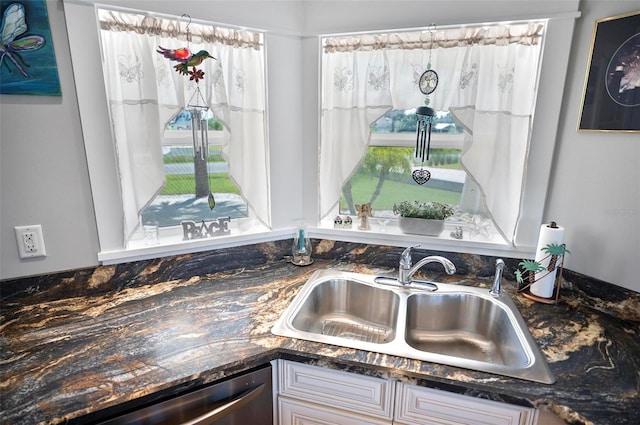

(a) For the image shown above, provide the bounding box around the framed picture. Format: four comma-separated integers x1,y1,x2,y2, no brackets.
0,0,61,96
578,10,640,132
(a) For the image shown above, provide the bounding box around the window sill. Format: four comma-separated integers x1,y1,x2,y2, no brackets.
98,222,290,265
312,218,536,260
98,219,535,266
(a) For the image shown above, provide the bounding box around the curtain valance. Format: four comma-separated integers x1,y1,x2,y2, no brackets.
99,10,262,49
324,23,543,53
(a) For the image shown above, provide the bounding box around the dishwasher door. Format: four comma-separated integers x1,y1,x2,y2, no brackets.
100,364,272,425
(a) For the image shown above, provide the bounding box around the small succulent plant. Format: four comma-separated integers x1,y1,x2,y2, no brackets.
392,201,454,220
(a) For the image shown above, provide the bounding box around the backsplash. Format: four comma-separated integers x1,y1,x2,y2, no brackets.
2,239,637,317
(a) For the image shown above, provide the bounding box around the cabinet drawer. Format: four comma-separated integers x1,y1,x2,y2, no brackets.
395,382,537,425
279,397,390,425
278,360,393,419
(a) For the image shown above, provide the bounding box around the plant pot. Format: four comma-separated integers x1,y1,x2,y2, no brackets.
398,217,445,236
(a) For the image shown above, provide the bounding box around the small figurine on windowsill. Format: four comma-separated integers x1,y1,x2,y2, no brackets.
333,215,343,228
355,203,372,230
344,216,353,228
333,215,354,229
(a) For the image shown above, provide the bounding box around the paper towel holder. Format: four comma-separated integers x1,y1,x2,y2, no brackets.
515,235,570,304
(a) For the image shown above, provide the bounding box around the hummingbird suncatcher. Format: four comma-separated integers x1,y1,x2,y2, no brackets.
156,46,215,83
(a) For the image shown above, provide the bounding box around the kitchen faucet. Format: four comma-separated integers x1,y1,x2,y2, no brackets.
398,245,456,285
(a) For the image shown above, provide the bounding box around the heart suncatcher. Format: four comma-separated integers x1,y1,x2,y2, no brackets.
412,168,431,185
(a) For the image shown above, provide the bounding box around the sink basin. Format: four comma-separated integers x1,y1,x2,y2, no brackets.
272,269,555,384
405,293,529,368
290,278,399,344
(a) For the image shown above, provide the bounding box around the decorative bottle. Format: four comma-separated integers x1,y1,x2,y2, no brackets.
292,222,313,266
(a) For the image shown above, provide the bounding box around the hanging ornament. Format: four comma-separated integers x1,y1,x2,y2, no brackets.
188,93,209,161
412,24,438,186
187,87,216,210
156,14,215,83
157,13,218,209
413,106,434,184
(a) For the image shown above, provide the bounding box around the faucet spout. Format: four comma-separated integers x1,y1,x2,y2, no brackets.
398,245,456,285
490,258,505,297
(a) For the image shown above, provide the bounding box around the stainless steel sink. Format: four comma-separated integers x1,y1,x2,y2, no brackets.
272,269,555,384
290,278,400,344
405,293,529,368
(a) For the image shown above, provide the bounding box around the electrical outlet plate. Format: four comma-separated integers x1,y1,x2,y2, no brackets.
15,225,47,259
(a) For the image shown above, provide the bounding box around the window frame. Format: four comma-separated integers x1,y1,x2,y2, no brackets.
64,2,279,265
312,16,579,259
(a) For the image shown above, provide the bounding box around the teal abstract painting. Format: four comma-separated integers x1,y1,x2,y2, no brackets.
0,1,61,96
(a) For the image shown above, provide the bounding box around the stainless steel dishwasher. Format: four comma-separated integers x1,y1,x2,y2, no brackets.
98,364,272,425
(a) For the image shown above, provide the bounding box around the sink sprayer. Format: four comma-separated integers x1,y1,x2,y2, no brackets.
490,259,505,297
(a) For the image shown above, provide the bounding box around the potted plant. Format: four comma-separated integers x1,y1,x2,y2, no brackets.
392,201,454,236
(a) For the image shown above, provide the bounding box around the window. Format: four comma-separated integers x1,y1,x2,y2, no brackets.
96,7,270,250
65,0,578,263
141,110,248,228
340,110,464,218
319,22,546,247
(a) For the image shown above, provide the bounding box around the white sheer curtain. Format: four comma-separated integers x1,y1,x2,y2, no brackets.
208,41,270,230
98,9,269,243
319,23,543,245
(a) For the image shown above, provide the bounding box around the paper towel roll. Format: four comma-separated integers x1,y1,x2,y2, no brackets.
530,222,565,298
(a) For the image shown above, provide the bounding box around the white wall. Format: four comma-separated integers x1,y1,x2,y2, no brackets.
0,0,99,278
545,0,640,290
2,0,638,293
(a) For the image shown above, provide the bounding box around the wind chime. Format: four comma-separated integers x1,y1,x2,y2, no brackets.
157,14,217,209
413,25,439,185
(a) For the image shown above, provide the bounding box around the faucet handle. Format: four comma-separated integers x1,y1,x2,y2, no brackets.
400,245,414,268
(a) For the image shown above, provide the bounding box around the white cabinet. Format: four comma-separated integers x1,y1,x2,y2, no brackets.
275,360,537,425
394,381,537,425
279,397,390,425
277,359,393,424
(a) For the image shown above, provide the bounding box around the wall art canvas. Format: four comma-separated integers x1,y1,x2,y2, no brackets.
578,10,640,132
0,0,61,96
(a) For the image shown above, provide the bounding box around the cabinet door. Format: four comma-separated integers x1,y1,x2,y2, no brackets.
279,397,390,425
279,360,393,420
394,382,537,425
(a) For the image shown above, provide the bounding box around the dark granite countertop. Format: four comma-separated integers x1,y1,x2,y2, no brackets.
1,241,639,424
